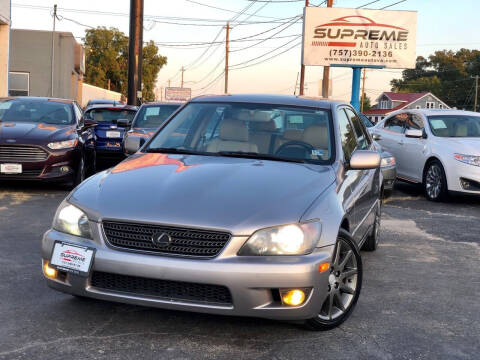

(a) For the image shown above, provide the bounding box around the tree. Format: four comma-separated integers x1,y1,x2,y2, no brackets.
360,94,371,111
390,49,480,110
84,27,167,101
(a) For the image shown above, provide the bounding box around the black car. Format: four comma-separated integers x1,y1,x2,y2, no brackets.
0,97,96,186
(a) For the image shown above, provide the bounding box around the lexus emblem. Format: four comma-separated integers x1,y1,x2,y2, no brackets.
151,232,172,248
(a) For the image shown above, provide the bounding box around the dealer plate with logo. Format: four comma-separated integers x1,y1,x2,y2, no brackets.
106,131,121,138
0,163,22,174
50,242,95,277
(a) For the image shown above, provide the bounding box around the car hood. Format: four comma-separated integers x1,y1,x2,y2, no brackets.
70,153,336,236
439,137,480,156
0,121,75,144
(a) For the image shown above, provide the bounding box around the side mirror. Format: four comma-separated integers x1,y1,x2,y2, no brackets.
117,118,131,127
124,136,145,155
405,129,423,138
349,150,381,170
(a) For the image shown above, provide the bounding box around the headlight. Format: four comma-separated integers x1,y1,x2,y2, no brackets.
454,153,480,167
238,222,321,256
53,202,92,238
380,156,396,168
47,139,78,150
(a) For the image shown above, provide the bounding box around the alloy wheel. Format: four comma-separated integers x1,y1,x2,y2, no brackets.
318,239,359,321
425,164,442,199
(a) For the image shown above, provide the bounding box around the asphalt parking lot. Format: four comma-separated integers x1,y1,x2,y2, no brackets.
0,180,479,360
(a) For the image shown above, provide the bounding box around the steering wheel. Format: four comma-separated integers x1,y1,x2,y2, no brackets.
275,140,314,157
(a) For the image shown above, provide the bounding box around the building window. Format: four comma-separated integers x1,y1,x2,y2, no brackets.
8,72,30,96
426,101,435,109
438,103,444,109
416,105,421,109
380,100,388,109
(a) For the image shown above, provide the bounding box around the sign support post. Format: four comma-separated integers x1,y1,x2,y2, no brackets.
350,66,362,111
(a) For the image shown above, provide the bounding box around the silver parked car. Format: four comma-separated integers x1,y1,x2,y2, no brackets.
42,95,382,330
371,109,480,201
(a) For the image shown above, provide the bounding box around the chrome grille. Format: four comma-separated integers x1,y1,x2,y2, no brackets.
102,221,231,258
0,145,49,162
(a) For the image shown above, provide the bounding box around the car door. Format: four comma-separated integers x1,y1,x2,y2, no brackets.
336,107,363,245
376,114,406,175
73,103,95,166
344,107,379,242
399,112,426,182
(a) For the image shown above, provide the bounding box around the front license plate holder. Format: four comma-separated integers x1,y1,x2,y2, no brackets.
50,241,95,277
1,163,22,174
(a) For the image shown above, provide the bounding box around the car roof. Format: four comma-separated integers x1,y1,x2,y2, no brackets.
84,104,138,111
386,108,480,118
190,94,345,109
0,96,74,103
142,102,182,107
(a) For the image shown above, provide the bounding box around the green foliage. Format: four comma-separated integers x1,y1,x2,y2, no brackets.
360,95,371,111
84,27,167,101
390,49,480,110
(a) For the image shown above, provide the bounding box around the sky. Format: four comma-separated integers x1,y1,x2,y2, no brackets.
9,0,480,103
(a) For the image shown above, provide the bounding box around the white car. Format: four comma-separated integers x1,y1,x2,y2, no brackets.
370,109,480,201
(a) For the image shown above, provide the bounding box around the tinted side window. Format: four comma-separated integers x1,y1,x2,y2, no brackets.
406,113,424,130
337,109,357,160
344,108,371,150
384,115,405,133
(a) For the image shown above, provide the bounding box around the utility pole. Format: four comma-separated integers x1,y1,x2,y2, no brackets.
360,68,366,112
50,4,57,97
299,0,308,96
168,79,171,87
321,0,334,98
127,0,144,106
107,79,111,91
474,75,479,112
294,72,299,95
181,66,185,88
224,22,231,94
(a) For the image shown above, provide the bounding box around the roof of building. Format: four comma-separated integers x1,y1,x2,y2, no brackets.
382,92,428,103
364,92,448,116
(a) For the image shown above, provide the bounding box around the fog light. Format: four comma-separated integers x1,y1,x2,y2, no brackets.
60,166,70,173
43,261,57,279
281,289,306,306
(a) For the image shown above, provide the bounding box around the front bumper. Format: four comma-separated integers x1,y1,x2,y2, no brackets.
0,145,78,182
381,165,396,192
42,226,333,320
446,160,480,194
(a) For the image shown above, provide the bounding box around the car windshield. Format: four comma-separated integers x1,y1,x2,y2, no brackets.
428,115,480,137
360,113,374,128
86,108,136,123
145,102,334,164
0,99,74,125
133,104,180,129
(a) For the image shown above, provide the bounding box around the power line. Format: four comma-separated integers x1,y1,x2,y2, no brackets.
379,0,407,9
183,0,282,19
356,0,381,8
230,40,301,71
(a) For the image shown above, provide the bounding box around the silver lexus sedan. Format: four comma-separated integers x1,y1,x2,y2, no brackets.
42,94,382,330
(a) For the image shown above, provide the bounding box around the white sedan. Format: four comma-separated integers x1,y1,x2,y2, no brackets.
370,109,480,201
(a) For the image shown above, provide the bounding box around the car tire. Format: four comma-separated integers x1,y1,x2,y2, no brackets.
73,155,86,187
424,160,448,202
305,229,362,331
362,201,381,252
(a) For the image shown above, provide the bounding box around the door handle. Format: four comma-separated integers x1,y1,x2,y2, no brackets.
372,133,382,141
398,140,404,145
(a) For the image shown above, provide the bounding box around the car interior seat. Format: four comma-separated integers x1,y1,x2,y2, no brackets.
302,124,330,160
206,119,258,153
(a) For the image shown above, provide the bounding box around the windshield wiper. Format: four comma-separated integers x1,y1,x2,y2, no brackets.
217,151,305,163
144,147,204,155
